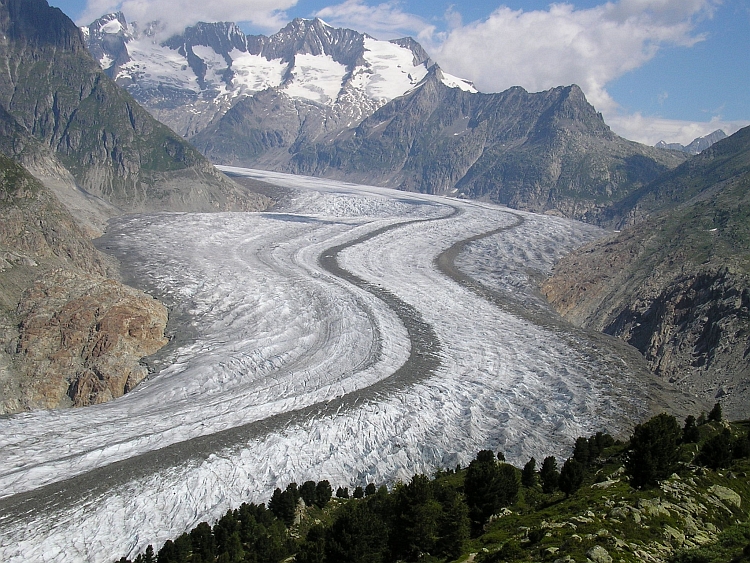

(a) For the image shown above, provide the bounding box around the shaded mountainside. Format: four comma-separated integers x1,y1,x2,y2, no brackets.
194,68,686,226
0,155,167,413
0,0,269,215
543,126,750,419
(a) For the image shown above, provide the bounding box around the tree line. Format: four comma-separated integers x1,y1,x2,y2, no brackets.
116,404,750,563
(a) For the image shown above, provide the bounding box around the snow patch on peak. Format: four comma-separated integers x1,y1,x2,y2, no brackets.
440,71,477,93
229,50,286,95
283,54,348,105
100,54,114,69
101,18,124,35
358,37,428,103
117,36,198,93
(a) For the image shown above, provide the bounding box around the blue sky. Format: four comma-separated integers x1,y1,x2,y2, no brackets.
48,0,749,145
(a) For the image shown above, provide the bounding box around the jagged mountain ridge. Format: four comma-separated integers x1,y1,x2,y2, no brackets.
85,13,685,225
193,66,686,226
0,0,267,217
543,126,750,419
656,129,728,155
85,14,444,138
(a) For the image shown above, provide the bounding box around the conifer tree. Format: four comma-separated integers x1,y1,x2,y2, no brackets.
540,456,559,494
626,413,681,488
315,480,332,508
683,415,700,443
300,480,317,506
521,457,537,488
708,402,723,422
558,458,584,497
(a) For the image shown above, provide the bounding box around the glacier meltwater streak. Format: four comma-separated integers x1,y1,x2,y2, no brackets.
0,170,657,562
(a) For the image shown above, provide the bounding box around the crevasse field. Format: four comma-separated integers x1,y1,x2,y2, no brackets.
0,170,666,562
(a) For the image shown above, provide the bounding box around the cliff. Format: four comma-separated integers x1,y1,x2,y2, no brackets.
543,127,750,419
0,155,167,412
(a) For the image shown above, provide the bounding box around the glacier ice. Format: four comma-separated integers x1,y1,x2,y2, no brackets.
0,169,657,562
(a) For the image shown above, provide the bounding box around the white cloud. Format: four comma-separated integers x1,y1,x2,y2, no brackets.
430,0,718,115
313,0,435,41
79,0,298,36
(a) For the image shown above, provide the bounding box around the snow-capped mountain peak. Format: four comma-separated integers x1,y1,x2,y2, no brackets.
83,14,445,137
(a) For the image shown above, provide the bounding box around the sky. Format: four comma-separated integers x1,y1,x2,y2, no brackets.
48,0,749,146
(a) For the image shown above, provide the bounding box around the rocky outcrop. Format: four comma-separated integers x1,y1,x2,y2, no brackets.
543,127,750,419
0,152,167,414
9,269,167,410
544,241,749,419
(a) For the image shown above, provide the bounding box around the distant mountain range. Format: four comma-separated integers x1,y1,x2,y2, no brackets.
85,14,449,138
85,13,688,227
656,130,727,155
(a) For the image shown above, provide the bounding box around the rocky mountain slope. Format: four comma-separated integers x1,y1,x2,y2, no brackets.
0,155,167,412
87,14,685,226
0,0,272,413
0,0,268,218
192,67,685,225
543,126,750,419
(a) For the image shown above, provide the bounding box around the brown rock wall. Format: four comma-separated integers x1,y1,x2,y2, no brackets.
12,269,168,409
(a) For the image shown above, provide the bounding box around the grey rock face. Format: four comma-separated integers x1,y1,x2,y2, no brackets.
543,126,750,419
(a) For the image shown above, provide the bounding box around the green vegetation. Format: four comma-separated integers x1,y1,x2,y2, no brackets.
114,412,750,563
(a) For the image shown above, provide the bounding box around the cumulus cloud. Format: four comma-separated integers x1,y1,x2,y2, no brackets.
78,0,298,36
313,0,435,41
431,0,718,115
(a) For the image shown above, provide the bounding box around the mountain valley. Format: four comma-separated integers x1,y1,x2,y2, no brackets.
0,1,747,562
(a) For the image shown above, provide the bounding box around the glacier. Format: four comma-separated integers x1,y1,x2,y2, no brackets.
0,170,676,562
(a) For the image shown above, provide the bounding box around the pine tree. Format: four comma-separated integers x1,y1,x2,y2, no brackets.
572,437,590,466
697,429,733,469
336,486,349,499
558,458,585,497
626,413,681,488
521,457,537,488
300,480,317,507
708,402,723,422
540,456,559,494
683,415,700,443
315,480,332,508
